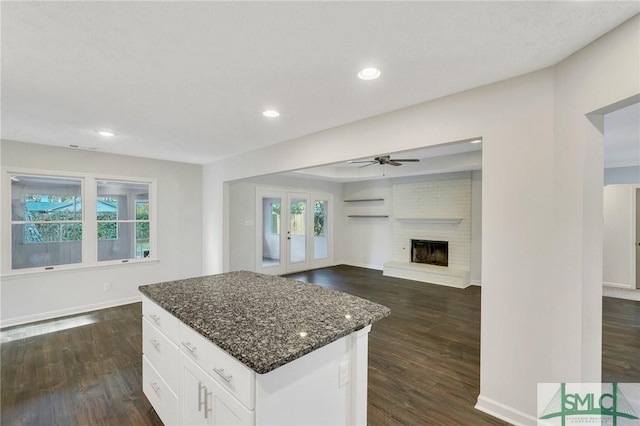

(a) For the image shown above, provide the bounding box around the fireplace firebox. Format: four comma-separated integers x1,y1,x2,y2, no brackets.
411,239,448,267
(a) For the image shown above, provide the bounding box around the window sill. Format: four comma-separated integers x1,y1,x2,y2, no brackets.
0,258,160,279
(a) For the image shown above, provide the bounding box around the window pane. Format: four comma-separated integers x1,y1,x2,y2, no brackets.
11,176,82,221
314,200,328,260
136,201,149,220
97,181,149,221
136,222,150,258
98,222,135,261
262,197,281,267
12,224,82,269
10,175,83,270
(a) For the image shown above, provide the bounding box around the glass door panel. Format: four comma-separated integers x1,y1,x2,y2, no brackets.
262,196,282,268
313,200,328,260
288,197,307,264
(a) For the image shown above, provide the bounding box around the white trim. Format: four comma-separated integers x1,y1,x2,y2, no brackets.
340,260,383,271
602,281,634,289
471,279,482,286
603,286,640,301
3,166,157,275
475,394,538,426
0,295,142,329
0,258,159,279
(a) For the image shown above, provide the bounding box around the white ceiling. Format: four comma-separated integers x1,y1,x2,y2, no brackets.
2,2,639,165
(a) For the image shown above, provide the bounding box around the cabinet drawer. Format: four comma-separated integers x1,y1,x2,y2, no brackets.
178,320,255,410
143,356,179,425
142,297,180,344
143,318,180,392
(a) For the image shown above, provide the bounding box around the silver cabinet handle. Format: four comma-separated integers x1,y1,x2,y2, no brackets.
213,367,232,383
150,382,160,393
149,339,160,349
203,387,212,419
149,314,161,323
198,381,205,412
182,342,196,353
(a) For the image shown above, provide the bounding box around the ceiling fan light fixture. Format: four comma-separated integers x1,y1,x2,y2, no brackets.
357,67,381,80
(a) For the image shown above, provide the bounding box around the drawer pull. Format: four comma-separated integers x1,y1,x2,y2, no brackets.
198,381,205,412
149,339,160,349
150,382,161,393
182,342,197,353
204,388,212,419
149,314,161,323
213,367,233,383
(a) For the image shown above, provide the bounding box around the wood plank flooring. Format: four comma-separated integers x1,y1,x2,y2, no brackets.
1,265,638,425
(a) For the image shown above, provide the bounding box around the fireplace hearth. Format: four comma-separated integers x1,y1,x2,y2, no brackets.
411,239,448,267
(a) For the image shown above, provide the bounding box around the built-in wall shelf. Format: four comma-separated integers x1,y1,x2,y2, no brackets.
394,218,462,224
348,215,389,218
344,198,384,203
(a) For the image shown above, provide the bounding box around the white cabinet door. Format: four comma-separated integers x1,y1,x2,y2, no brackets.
183,358,213,426
183,354,253,426
209,378,253,426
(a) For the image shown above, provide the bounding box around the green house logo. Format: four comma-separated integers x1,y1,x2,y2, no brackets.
539,383,639,425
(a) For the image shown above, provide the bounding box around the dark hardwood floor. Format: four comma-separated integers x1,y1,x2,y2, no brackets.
1,265,638,425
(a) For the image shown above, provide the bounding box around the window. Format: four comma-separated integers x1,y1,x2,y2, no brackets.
11,176,83,269
6,171,155,273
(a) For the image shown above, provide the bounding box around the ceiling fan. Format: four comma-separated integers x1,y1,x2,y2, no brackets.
347,155,420,168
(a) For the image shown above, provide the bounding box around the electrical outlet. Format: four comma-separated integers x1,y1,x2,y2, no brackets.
338,360,349,387
104,282,112,292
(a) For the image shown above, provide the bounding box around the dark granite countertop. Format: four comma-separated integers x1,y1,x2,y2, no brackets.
138,271,390,374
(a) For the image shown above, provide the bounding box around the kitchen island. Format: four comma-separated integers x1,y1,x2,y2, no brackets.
139,270,390,426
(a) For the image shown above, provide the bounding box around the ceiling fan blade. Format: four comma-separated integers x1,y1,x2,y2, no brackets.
390,159,420,162
387,161,402,166
347,160,376,164
359,162,377,168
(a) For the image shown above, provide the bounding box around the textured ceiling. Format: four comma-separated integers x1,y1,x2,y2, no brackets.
2,2,639,164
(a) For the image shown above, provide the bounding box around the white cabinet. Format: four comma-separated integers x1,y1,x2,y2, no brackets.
142,296,372,426
142,300,181,425
183,353,254,426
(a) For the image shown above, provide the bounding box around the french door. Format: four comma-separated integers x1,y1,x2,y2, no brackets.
255,189,332,275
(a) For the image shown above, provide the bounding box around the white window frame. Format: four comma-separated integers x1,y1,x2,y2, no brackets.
2,167,158,276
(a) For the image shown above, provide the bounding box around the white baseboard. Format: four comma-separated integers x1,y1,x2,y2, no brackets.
0,295,143,329
603,281,635,289
603,285,640,301
471,279,482,286
339,261,383,271
475,394,538,426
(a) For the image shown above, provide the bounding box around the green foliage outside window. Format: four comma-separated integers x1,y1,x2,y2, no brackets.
314,201,325,237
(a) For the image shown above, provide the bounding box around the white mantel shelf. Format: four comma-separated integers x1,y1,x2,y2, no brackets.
394,217,462,224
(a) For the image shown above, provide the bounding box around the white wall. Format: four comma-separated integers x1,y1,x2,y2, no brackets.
202,16,640,425
1,140,203,326
342,179,392,269
603,185,636,288
227,175,343,272
471,170,482,284
390,172,472,273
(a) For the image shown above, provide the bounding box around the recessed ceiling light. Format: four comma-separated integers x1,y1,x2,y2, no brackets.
358,67,381,80
97,130,115,137
263,110,280,118
470,139,482,144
